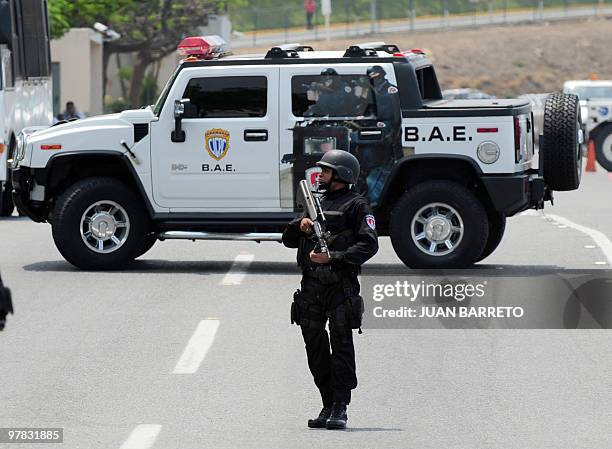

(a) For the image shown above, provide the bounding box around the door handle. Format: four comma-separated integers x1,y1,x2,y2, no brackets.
244,129,268,141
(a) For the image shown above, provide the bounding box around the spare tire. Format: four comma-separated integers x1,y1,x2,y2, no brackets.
541,93,582,191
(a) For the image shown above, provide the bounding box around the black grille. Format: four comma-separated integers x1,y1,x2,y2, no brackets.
133,124,149,142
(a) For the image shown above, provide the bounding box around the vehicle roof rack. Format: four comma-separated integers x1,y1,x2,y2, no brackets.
277,43,315,52
358,41,401,53
265,47,300,59
342,45,378,58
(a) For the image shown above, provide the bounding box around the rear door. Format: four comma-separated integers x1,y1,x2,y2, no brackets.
151,65,280,211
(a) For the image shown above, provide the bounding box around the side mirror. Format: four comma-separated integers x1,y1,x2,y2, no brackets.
171,99,186,142
174,99,185,119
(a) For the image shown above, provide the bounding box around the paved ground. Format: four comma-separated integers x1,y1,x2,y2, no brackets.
1,165,611,448
232,4,612,48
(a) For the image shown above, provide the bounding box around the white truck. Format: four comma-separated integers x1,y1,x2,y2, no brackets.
563,79,612,171
10,38,582,270
0,0,53,216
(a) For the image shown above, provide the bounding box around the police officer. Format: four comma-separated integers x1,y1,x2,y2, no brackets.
305,68,353,118
282,150,378,429
0,272,13,331
367,65,401,132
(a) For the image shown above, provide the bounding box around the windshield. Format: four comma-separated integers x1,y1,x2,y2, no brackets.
153,66,181,116
564,85,612,100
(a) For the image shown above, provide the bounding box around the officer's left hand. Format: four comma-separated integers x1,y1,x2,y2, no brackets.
309,250,331,264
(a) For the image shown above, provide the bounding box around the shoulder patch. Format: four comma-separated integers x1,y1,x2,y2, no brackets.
365,214,376,230
388,86,398,94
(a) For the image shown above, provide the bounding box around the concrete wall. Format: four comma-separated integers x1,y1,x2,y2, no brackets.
50,28,103,117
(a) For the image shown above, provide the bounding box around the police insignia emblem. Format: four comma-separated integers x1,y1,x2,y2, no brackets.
365,214,376,230
205,128,230,160
388,86,398,94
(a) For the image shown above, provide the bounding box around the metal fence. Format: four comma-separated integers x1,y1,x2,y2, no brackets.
228,0,612,47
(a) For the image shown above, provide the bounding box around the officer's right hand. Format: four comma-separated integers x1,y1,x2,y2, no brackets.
300,218,314,235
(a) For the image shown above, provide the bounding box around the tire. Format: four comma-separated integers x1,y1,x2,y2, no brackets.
389,180,489,269
0,139,15,217
476,212,506,262
592,123,612,172
137,234,158,258
541,93,582,191
0,180,14,217
51,177,149,270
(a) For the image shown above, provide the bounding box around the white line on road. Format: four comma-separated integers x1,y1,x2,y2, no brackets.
173,319,220,374
119,424,161,449
221,253,255,285
546,213,612,265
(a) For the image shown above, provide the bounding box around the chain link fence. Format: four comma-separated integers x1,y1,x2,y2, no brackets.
228,0,611,47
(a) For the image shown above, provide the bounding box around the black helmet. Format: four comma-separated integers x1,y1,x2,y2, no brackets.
316,150,360,184
366,65,386,81
321,68,339,77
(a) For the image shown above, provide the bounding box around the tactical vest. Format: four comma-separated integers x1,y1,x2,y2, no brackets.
297,190,359,272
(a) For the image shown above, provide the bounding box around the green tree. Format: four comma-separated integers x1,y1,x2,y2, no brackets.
49,0,226,107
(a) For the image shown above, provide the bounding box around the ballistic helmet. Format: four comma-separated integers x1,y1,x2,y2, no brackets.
366,65,386,81
316,150,360,184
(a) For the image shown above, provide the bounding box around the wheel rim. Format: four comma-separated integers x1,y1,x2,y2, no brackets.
602,133,612,164
80,200,130,254
411,202,464,257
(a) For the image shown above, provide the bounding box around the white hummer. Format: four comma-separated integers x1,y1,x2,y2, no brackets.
0,0,53,216
10,37,582,270
563,79,612,171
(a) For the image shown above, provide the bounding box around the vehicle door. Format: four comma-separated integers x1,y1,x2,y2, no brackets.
278,63,397,209
150,65,280,211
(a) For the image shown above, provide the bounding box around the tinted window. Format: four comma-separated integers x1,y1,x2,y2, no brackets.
415,66,442,101
292,74,374,117
182,76,267,118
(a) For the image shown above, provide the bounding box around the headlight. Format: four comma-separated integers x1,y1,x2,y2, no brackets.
477,141,500,164
8,133,25,169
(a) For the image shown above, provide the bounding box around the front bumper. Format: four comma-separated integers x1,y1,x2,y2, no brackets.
11,166,47,222
481,169,552,216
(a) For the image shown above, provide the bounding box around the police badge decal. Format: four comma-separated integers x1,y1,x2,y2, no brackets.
205,128,230,161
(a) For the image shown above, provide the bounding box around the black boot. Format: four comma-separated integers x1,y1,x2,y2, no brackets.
308,406,332,428
326,402,348,429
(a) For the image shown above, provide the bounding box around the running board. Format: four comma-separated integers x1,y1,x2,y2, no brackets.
158,231,283,242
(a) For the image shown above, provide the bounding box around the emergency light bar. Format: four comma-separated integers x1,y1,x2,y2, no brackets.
177,35,232,60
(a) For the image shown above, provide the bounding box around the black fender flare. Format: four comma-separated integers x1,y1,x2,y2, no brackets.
41,150,155,218
378,154,484,209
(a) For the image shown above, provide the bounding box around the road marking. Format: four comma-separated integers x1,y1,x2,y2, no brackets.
119,424,161,449
221,253,254,285
546,213,612,265
595,261,608,265
585,245,596,249
173,319,220,374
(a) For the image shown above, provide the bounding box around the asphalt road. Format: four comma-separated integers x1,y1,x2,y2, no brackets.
1,165,612,448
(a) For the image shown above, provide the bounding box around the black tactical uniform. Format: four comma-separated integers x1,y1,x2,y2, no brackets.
367,65,401,160
283,150,378,429
0,272,13,331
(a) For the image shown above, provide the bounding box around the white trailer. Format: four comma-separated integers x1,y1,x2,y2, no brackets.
0,0,52,216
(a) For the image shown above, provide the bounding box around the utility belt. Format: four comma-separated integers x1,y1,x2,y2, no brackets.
292,274,364,334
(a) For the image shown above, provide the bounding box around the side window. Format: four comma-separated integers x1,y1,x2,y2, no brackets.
182,76,267,118
291,74,374,118
415,66,442,101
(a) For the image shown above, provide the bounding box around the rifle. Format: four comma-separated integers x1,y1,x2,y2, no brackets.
297,179,330,254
